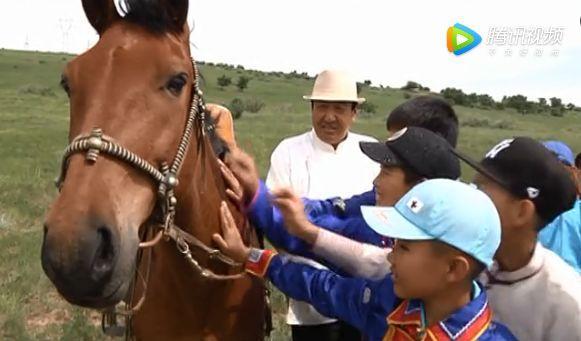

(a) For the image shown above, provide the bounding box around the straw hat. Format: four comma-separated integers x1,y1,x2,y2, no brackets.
303,69,366,104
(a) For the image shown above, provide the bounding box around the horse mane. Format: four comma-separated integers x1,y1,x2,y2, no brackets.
204,114,229,160
121,0,183,33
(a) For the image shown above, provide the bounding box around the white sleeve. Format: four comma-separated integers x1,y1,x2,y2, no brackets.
312,228,391,281
265,142,291,189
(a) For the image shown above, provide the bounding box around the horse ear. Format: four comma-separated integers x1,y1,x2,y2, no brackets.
164,0,189,33
82,0,120,35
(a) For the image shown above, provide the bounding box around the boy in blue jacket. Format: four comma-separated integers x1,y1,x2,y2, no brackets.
213,179,516,340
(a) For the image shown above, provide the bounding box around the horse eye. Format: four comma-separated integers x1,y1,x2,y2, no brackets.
166,73,188,95
60,75,70,96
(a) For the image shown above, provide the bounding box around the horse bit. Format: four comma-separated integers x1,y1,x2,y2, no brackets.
54,58,247,336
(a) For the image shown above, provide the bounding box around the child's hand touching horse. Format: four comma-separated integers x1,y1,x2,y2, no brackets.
213,201,250,263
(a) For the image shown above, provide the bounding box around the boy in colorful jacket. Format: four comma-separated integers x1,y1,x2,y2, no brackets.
213,179,516,340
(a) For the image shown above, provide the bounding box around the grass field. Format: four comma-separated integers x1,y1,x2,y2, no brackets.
0,48,579,340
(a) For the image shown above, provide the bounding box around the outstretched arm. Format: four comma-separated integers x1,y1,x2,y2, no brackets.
303,189,377,219
312,229,391,281
272,188,392,280
212,203,395,334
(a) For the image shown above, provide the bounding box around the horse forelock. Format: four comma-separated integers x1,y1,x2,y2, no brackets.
121,0,187,34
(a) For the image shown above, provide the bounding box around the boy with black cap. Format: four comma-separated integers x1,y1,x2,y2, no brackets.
454,137,581,340
213,179,517,340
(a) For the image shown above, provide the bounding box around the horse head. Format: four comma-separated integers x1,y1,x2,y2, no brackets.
42,0,197,309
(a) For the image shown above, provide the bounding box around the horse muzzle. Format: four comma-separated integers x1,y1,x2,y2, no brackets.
41,219,136,309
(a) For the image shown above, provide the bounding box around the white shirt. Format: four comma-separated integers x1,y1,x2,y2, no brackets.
480,243,581,341
313,228,391,281
266,129,379,325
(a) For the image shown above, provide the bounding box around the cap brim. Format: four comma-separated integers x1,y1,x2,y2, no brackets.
361,206,434,240
451,149,510,189
303,95,366,104
360,142,401,166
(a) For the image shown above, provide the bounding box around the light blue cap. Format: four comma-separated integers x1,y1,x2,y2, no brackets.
543,140,574,166
361,179,501,266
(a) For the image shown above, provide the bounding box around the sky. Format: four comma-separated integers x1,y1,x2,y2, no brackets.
1,0,581,104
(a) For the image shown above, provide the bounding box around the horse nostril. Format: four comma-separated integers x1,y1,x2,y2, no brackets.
92,226,116,276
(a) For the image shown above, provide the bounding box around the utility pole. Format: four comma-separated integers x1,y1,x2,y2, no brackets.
58,18,72,53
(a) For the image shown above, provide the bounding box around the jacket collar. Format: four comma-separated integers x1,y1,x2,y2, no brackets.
310,129,351,153
386,282,492,340
484,242,545,285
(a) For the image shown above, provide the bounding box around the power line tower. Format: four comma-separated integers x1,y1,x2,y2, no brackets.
58,18,72,52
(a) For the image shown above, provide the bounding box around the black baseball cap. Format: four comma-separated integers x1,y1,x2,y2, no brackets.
453,137,576,223
359,127,460,180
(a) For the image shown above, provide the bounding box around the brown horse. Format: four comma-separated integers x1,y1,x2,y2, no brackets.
41,0,266,339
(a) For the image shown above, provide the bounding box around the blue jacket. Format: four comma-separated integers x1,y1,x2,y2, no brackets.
302,188,376,219
248,251,516,341
247,181,389,259
539,199,581,272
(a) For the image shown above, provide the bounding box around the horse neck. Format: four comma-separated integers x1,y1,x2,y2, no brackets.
173,128,225,242
130,127,264,339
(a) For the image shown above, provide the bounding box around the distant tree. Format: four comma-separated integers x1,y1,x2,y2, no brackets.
523,101,538,115
244,98,265,113
228,98,245,119
359,101,377,114
217,75,231,89
364,80,372,86
502,95,529,114
467,93,478,107
549,97,564,116
550,108,564,117
536,98,548,113
549,97,563,108
441,87,468,106
566,103,576,111
237,76,250,92
477,94,495,107
402,81,422,91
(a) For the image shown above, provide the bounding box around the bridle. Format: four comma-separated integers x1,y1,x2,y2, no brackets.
54,58,247,337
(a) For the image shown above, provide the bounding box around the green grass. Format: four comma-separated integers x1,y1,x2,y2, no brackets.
1,48,580,340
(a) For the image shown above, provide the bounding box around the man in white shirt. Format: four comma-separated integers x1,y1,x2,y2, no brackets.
266,69,378,340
